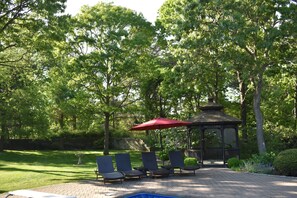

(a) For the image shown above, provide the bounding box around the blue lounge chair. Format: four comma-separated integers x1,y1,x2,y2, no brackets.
96,156,125,184
115,153,144,179
169,150,200,175
141,151,170,178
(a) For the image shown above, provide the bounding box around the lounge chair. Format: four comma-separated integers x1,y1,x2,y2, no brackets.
141,151,170,178
168,150,200,175
96,156,125,184
115,153,144,179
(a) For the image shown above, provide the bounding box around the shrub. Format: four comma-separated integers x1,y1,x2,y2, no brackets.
227,157,241,168
241,160,274,174
159,150,169,161
184,157,198,166
273,149,297,176
142,135,158,151
241,160,257,173
250,152,276,166
239,152,276,174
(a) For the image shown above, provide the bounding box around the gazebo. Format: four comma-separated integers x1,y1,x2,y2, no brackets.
187,98,241,166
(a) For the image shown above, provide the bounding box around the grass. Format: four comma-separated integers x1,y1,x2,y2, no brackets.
0,150,143,193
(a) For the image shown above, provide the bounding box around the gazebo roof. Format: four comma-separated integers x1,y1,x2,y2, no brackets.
188,99,241,125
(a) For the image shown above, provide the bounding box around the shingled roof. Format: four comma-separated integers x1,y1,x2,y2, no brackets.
188,99,241,126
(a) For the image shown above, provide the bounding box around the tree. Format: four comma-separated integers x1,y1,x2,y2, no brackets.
68,3,154,155
158,0,296,154
0,0,66,64
0,0,67,150
158,0,234,117
221,0,296,153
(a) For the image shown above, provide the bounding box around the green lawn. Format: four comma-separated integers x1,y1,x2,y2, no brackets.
0,150,143,193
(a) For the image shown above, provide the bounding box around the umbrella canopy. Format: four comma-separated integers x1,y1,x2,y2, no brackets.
130,117,191,131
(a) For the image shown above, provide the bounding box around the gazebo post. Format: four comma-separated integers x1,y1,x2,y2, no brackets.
187,128,192,150
200,126,204,167
221,126,225,166
235,126,240,159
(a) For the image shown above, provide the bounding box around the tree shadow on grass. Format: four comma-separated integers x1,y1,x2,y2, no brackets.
0,150,144,194
0,150,99,167
0,165,95,194
0,166,93,178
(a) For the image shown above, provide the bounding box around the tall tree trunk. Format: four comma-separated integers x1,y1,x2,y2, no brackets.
294,75,297,130
0,136,3,151
72,115,77,130
103,112,110,155
59,112,64,129
159,96,166,117
0,111,7,151
0,123,5,151
112,112,115,129
237,71,248,142
214,66,219,103
253,74,266,154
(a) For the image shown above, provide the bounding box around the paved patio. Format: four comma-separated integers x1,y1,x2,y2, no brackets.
2,168,297,198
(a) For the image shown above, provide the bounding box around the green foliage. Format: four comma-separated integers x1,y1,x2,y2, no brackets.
142,135,157,151
184,157,198,166
250,152,276,166
264,124,297,152
159,150,169,161
158,0,297,154
239,139,258,159
0,0,66,54
240,152,276,174
273,149,297,176
93,139,104,149
0,0,296,161
0,0,69,144
111,129,130,139
68,2,155,154
162,128,188,150
0,63,50,139
241,161,274,174
241,160,257,173
227,157,242,168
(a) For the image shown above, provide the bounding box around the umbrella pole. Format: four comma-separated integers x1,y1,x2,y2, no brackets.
160,133,163,150
159,131,165,165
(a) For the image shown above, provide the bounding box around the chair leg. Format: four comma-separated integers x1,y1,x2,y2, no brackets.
95,170,99,180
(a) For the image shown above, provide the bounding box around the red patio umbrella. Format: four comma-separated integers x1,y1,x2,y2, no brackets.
130,117,191,151
130,117,191,131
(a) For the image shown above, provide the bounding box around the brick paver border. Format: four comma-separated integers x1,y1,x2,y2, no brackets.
2,168,297,198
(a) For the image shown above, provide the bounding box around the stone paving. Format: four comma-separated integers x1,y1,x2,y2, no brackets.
2,168,297,198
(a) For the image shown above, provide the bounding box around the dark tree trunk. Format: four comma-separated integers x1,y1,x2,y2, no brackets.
159,96,166,118
0,111,7,151
237,71,248,142
72,115,77,130
214,66,219,103
253,74,266,154
59,112,64,129
0,136,4,151
241,89,248,142
294,76,297,130
112,113,115,129
103,112,110,155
